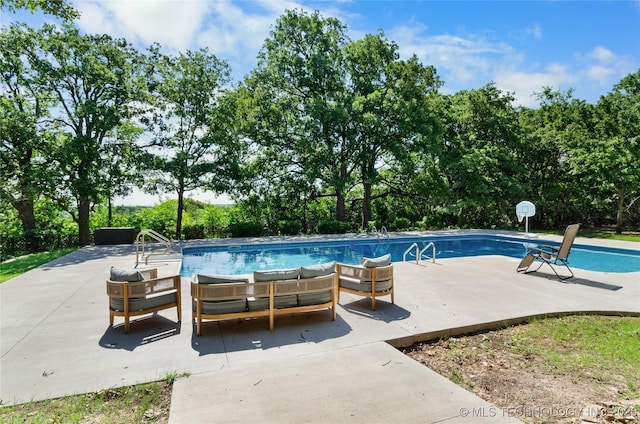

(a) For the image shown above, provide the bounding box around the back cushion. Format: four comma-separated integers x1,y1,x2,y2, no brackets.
362,254,392,268
198,274,249,285
300,261,336,278
110,266,144,282
253,268,300,282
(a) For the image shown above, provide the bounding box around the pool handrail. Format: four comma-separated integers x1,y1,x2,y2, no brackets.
403,242,436,264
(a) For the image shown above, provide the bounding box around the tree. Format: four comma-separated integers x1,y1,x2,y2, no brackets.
344,32,441,228
241,9,353,224
0,0,79,21
438,83,523,227
142,47,235,239
0,24,56,252
22,24,146,245
573,71,640,233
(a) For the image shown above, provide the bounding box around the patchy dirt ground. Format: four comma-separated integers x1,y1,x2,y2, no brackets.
403,326,640,424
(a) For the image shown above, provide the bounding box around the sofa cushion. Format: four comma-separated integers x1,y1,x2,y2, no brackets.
110,266,144,282
300,261,335,278
197,274,249,284
297,291,332,306
193,299,248,315
253,268,300,282
110,292,177,312
247,295,298,311
362,254,392,268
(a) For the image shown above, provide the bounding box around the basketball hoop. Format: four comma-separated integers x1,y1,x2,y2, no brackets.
515,201,536,236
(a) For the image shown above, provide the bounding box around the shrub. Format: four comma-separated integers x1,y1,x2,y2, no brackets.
182,224,205,240
278,220,302,236
227,221,264,238
317,219,349,234
393,217,411,231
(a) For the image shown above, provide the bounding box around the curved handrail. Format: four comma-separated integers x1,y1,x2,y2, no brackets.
403,242,419,264
403,241,436,264
419,242,436,263
135,229,171,267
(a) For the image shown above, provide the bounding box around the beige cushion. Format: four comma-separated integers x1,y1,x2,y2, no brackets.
197,274,249,284
110,292,177,311
300,261,335,278
340,277,392,293
253,268,300,282
110,266,144,282
362,254,392,268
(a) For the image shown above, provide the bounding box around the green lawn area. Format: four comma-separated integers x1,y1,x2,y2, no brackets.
0,248,76,284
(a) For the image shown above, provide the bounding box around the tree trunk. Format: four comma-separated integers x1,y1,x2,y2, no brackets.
336,190,346,222
78,199,91,246
176,190,184,240
13,197,38,253
616,190,624,234
107,196,113,227
362,181,372,230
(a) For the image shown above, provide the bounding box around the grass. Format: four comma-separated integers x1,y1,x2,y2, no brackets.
504,315,640,397
0,380,173,423
0,248,76,283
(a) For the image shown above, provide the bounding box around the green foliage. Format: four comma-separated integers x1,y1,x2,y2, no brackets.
227,221,264,238
389,217,411,231
317,219,350,234
1,14,638,253
278,220,302,236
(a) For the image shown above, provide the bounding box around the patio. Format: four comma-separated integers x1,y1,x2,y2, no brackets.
1,233,638,422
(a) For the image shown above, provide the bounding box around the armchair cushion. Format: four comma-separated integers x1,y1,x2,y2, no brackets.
111,292,178,312
362,254,392,268
110,266,144,282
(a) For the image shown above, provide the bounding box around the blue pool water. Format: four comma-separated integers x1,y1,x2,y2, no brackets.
180,235,640,276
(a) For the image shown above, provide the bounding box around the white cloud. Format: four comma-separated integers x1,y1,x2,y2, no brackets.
524,23,542,40
589,46,615,62
494,64,576,107
389,23,523,91
75,0,212,52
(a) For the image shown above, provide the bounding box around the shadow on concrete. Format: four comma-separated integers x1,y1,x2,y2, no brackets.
190,311,352,356
42,245,137,268
522,271,623,291
340,300,411,323
98,315,182,351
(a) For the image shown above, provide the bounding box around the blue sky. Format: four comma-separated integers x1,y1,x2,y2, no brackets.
4,0,639,108
3,1,639,205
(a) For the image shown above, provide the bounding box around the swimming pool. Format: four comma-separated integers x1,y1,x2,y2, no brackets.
180,235,640,276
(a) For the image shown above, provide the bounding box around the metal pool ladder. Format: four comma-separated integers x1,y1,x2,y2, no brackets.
403,242,436,264
135,229,172,267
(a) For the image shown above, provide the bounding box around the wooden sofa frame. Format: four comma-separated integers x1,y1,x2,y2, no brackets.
107,268,182,333
191,274,337,335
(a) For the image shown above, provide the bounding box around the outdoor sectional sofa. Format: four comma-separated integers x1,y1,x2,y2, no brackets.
191,262,337,335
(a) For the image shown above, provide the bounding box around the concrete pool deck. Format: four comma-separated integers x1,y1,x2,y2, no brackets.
1,232,638,423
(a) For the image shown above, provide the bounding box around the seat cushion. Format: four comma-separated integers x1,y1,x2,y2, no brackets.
253,268,300,282
247,295,298,311
110,292,177,312
300,262,335,278
362,254,392,268
193,299,248,315
110,266,144,282
298,291,332,306
339,277,392,293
